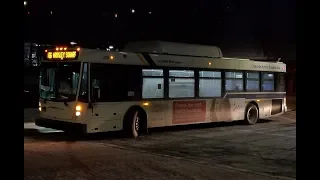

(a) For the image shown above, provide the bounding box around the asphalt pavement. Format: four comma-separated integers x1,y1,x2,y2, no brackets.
24,111,296,180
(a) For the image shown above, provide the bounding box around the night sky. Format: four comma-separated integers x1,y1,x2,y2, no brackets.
24,0,296,62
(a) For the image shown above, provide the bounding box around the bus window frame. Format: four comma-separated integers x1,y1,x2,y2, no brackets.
77,62,89,103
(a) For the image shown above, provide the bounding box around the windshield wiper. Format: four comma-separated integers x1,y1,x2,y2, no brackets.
56,94,69,106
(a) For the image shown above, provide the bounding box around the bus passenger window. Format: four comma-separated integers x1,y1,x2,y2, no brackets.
262,73,274,91
142,69,164,99
246,72,260,91
199,71,221,97
169,70,195,98
225,72,243,91
90,64,141,102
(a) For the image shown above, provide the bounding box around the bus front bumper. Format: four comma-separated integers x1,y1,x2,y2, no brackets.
35,118,87,133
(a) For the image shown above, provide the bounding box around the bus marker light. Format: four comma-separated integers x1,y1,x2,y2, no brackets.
142,102,149,106
110,56,114,60
256,100,260,102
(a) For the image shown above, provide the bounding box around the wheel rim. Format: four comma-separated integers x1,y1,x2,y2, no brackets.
135,115,140,132
247,107,258,123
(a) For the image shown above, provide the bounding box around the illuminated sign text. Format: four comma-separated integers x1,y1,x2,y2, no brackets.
47,51,77,60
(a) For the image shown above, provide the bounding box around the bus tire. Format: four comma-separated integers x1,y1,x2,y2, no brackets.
124,108,147,138
244,103,259,125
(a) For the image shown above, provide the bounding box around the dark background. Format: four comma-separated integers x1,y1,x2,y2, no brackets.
24,0,296,62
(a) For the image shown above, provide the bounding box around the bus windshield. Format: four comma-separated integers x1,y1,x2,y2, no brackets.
40,62,81,102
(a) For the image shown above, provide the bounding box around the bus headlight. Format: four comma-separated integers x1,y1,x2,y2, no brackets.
75,105,82,116
39,102,41,111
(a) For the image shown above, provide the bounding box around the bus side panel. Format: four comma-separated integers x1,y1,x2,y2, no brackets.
143,101,167,128
87,102,138,133
87,101,167,131
160,98,246,127
85,98,285,132
207,98,246,123
255,99,272,118
249,98,285,119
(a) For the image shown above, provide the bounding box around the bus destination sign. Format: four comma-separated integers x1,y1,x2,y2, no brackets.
46,51,78,60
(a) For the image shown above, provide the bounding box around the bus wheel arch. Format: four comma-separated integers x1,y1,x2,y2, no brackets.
123,105,148,137
244,101,259,125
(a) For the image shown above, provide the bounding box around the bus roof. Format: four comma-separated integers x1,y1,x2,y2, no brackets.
42,43,286,73
122,41,223,58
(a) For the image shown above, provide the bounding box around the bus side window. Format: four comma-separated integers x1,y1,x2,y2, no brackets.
91,64,142,102
199,71,221,97
169,70,195,98
246,72,260,91
262,73,275,91
225,71,244,91
142,69,164,99
275,73,285,92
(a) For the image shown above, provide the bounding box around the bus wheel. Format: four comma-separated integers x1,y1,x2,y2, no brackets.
245,103,259,125
125,109,143,138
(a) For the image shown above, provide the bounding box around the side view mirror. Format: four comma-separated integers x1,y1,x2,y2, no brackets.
92,87,100,102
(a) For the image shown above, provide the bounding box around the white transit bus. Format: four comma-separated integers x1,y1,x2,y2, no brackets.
36,41,287,137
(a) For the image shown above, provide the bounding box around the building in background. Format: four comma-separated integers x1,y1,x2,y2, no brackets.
24,42,51,66
24,42,51,107
24,42,38,66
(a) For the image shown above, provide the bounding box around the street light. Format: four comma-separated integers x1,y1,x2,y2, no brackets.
24,1,27,6
131,9,135,13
